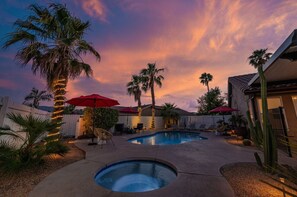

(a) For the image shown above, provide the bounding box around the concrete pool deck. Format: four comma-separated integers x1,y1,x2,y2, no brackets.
29,131,278,197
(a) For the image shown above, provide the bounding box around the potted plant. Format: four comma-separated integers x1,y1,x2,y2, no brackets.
229,115,248,138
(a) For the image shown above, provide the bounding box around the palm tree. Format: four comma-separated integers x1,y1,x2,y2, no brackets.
23,87,52,108
161,103,179,128
3,4,100,140
248,48,277,170
140,63,164,129
127,75,142,116
0,113,67,172
199,73,213,93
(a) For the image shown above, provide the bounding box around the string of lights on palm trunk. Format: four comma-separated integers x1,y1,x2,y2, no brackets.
48,78,67,141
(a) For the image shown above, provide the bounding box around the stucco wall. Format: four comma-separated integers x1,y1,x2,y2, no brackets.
254,93,297,138
280,94,297,137
0,96,51,147
230,84,249,117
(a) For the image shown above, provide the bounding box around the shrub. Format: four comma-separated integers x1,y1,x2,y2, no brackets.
243,139,252,146
83,108,93,135
0,113,68,173
83,107,119,131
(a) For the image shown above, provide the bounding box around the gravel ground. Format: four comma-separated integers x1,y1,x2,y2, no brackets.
0,142,85,197
221,162,297,197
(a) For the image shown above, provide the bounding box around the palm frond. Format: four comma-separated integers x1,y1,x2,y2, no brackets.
3,30,36,49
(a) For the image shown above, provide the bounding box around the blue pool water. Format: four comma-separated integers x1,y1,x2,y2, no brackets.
128,131,207,145
94,160,176,192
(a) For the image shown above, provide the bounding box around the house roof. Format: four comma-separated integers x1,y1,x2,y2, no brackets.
245,80,297,94
228,73,256,92
228,73,297,95
249,29,297,85
112,104,193,116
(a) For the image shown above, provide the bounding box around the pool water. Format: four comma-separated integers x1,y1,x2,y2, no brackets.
94,160,176,192
128,131,207,145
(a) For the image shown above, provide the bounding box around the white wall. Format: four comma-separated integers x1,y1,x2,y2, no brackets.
61,114,81,137
62,114,231,138
0,96,51,147
117,116,164,130
0,96,50,131
73,115,165,138
179,115,232,129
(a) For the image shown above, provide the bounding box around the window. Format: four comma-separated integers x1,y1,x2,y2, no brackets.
257,96,283,113
292,96,297,116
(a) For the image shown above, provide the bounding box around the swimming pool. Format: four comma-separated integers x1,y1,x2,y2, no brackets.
94,160,177,192
128,131,207,145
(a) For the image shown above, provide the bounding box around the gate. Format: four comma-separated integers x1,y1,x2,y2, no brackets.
268,107,292,157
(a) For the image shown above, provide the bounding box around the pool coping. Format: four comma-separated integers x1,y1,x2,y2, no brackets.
29,131,262,197
127,130,208,144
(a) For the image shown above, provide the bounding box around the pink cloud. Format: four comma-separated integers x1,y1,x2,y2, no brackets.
51,0,297,111
0,79,18,89
75,0,108,22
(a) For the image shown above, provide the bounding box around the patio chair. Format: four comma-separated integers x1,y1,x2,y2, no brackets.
114,123,125,135
134,123,144,132
94,128,114,148
215,124,227,135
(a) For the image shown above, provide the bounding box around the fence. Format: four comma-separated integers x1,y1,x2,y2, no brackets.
117,116,164,130
0,96,51,147
68,114,231,138
179,115,232,129
61,114,82,137
0,96,50,130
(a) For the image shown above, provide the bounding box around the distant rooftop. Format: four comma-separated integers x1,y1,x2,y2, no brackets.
228,73,256,92
228,73,297,94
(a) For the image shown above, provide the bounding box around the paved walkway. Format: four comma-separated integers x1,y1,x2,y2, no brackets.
30,131,264,197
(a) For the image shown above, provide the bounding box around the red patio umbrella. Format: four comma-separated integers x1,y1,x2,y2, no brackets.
209,106,239,113
209,106,239,122
66,94,119,145
119,107,138,114
66,94,119,107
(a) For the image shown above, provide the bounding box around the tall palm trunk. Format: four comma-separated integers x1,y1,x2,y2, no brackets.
48,78,67,141
137,96,142,117
206,82,210,93
151,78,156,129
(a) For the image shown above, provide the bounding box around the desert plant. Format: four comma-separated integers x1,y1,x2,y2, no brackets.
0,113,68,173
3,3,100,140
254,152,263,168
247,111,263,147
161,103,180,128
140,63,165,129
127,75,143,117
243,139,252,146
248,48,277,171
23,87,52,108
199,72,213,93
229,114,247,128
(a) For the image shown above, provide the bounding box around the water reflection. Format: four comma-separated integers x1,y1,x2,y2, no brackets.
129,131,206,145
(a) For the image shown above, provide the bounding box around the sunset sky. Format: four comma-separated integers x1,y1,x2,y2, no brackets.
1,0,297,112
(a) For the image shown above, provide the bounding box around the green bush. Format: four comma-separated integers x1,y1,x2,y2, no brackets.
83,107,119,131
0,113,68,173
83,108,93,135
243,139,252,146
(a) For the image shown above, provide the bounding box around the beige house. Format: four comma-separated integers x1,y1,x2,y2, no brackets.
228,29,297,145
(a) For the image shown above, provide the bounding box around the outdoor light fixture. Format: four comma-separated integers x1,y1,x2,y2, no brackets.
48,78,67,140
279,177,286,197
